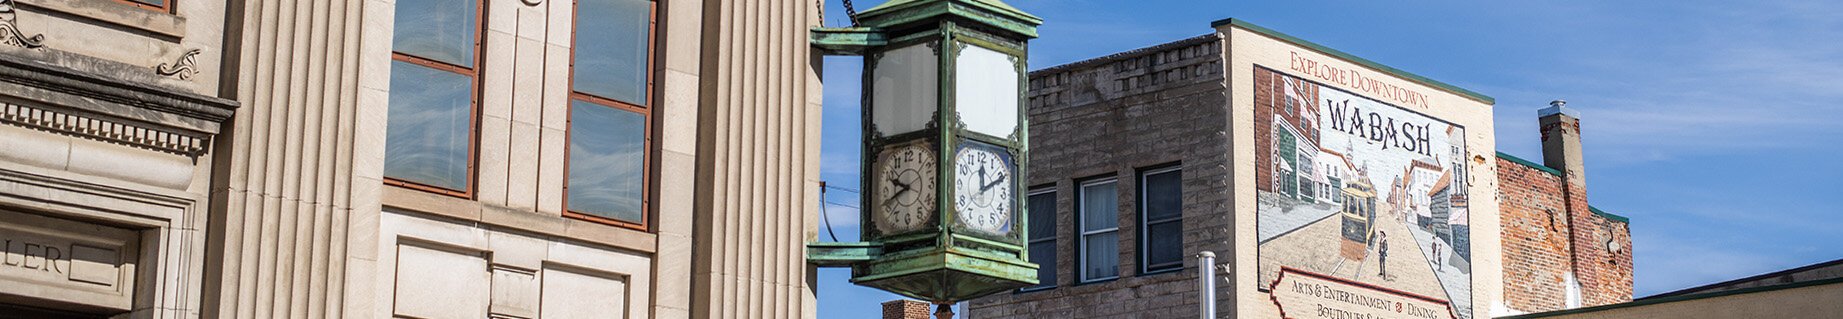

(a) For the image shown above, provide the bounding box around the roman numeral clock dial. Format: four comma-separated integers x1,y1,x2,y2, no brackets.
875,143,937,235
954,145,1013,235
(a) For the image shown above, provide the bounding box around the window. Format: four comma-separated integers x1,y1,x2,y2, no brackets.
385,0,482,196
114,0,170,12
1078,178,1119,282
564,0,654,229
1022,189,1057,291
1140,166,1183,273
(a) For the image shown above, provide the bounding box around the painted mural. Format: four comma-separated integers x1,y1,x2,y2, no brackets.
1254,66,1473,319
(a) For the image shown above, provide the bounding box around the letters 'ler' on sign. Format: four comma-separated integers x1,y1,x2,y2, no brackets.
1270,267,1458,319
0,209,140,311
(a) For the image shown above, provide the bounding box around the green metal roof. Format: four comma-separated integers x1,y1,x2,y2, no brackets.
859,0,1043,24
1211,18,1495,105
1497,152,1561,177
1590,206,1631,223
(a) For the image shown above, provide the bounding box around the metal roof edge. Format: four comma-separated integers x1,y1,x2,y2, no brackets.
1498,277,1843,319
1496,151,1562,177
1588,206,1631,223
1642,257,1843,300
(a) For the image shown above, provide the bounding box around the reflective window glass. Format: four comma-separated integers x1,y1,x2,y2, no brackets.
393,0,477,67
566,100,647,224
573,0,652,105
385,60,475,192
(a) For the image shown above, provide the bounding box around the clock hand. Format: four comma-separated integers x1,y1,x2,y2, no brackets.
893,177,912,193
980,174,1007,192
883,178,912,208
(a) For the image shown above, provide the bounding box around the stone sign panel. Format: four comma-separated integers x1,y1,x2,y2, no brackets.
0,209,140,312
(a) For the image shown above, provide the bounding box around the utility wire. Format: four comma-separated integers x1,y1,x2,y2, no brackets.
824,184,861,194
819,182,842,242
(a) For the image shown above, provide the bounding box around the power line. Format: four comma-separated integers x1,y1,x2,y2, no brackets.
819,182,842,242
824,185,861,194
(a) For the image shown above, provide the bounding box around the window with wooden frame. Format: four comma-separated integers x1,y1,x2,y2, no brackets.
1139,165,1183,274
113,0,172,13
563,0,654,230
1078,177,1119,283
384,0,483,197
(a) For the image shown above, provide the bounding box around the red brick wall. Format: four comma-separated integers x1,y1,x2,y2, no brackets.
1496,156,1634,312
1497,158,1573,311
883,300,932,319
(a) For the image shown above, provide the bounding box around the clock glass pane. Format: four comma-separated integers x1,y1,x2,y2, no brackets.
872,43,939,137
955,43,1020,139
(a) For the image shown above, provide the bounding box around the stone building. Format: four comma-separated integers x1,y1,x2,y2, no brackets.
0,0,824,318
970,19,1631,319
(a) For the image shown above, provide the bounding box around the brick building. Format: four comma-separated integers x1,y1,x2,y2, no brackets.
1495,101,1635,313
970,18,1631,319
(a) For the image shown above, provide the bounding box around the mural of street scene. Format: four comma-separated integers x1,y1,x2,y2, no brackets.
1254,67,1474,318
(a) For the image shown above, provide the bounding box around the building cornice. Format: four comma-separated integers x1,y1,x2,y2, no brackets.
0,52,238,156
1213,18,1496,105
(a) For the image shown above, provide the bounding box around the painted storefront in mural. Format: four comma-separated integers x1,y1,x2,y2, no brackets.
1254,66,1473,319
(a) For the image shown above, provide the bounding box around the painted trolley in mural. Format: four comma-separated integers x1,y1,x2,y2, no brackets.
1255,66,1474,319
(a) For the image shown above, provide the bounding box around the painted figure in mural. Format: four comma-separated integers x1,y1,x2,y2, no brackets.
1378,231,1389,278
1433,240,1444,271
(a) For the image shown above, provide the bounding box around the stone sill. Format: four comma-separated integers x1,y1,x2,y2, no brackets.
21,0,186,39
381,184,658,255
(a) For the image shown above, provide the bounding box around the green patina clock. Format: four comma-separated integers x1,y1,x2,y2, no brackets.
807,0,1043,307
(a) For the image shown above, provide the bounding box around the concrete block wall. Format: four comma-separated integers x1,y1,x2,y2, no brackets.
970,34,1231,319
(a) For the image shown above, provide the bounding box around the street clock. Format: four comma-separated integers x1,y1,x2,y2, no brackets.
807,0,1043,307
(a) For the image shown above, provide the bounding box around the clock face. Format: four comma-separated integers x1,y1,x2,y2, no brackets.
875,143,937,235
953,144,1013,235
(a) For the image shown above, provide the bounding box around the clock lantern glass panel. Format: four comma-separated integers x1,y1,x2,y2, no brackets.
954,44,1021,139
871,43,939,137
874,141,938,235
953,141,1015,237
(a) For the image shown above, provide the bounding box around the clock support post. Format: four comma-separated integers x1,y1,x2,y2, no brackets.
805,0,1044,306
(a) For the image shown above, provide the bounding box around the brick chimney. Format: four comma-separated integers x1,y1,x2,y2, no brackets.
1539,99,1624,307
883,300,932,319
1539,99,1585,184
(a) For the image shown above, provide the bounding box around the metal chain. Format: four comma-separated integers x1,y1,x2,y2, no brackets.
842,0,860,26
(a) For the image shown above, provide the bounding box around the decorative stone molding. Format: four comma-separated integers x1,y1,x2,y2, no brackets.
0,0,45,49
1,102,207,155
0,52,237,158
155,49,201,80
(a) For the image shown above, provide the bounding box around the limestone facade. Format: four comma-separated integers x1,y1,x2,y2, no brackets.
0,0,822,318
0,0,238,317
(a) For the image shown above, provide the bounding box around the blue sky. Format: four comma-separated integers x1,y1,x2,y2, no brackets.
812,1,1843,317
